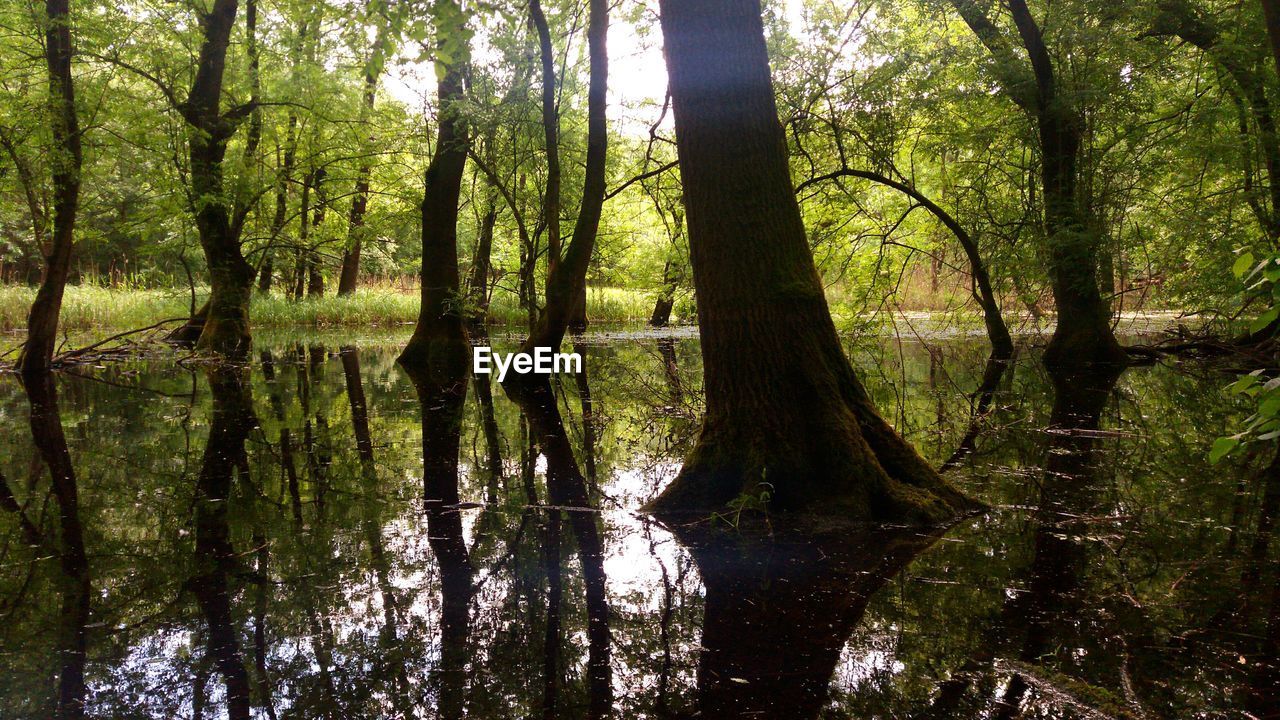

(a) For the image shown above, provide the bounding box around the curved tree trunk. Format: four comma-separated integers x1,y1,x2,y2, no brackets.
399,0,471,369
17,0,82,376
646,0,974,522
522,0,608,353
797,168,1013,360
185,0,255,356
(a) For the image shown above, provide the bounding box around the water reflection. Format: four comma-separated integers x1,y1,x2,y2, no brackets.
188,364,257,720
668,521,948,719
0,334,1277,718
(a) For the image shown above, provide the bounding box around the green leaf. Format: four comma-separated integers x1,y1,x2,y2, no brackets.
1251,306,1280,335
1234,252,1255,279
1209,436,1239,464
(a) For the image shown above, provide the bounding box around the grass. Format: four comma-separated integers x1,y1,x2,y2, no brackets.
0,283,671,337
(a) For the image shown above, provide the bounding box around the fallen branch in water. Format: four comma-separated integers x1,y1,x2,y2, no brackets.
51,317,188,366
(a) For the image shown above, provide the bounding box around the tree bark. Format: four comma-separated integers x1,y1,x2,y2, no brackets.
529,0,562,282
185,0,255,355
646,0,974,521
306,168,326,297
399,0,471,369
339,10,391,296
17,0,82,376
522,0,608,352
951,0,1124,366
466,196,498,326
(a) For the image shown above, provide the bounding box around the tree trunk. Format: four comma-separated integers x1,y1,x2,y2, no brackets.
522,0,608,352
339,11,390,296
399,0,471,368
307,168,326,297
17,0,82,376
530,0,563,283
646,0,974,522
466,199,498,327
950,0,1123,366
185,0,254,356
650,262,677,327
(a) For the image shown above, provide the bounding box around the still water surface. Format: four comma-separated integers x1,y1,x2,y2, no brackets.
0,328,1275,719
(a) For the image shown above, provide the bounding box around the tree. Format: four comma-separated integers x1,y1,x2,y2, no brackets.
399,0,473,368
947,0,1126,366
644,0,974,521
521,0,608,352
184,0,257,354
16,0,81,375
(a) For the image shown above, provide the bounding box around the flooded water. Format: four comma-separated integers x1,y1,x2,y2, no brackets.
1,328,1276,719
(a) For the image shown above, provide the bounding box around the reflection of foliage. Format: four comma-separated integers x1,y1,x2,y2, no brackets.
0,335,1273,717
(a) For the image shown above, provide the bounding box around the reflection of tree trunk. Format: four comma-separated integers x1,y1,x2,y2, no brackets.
190,365,258,720
657,338,684,404
406,343,474,718
932,362,1123,716
574,342,598,491
502,377,612,716
665,521,947,719
340,347,411,709
475,371,504,505
940,352,1013,471
22,371,90,719
251,529,277,720
540,509,562,720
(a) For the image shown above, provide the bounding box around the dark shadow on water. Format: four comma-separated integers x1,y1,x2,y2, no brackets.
663,518,951,720
931,361,1129,717
188,364,258,720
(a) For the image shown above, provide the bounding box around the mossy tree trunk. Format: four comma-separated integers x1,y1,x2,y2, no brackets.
185,0,255,356
399,0,471,369
646,0,974,522
17,0,82,376
950,0,1125,367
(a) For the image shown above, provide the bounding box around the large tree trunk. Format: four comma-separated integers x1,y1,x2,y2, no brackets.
521,0,608,353
399,0,471,369
645,0,973,522
185,0,254,355
17,0,82,376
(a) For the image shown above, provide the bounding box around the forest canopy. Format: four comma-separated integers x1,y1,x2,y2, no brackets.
2,0,1276,340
